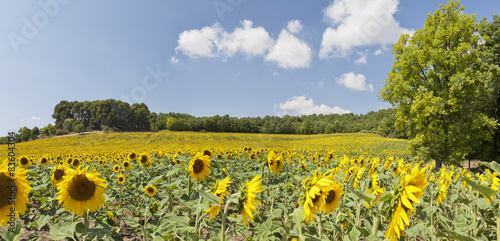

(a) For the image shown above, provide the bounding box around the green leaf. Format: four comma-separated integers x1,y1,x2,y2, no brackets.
343,227,361,241
122,216,140,228
347,186,375,204
474,198,491,210
147,175,164,186
199,190,222,206
481,161,500,175
291,206,304,226
439,228,482,241
49,222,77,240
2,222,24,241
462,177,496,201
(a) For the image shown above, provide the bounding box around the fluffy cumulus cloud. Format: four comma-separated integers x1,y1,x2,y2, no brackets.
277,95,350,116
219,20,274,58
175,19,312,69
264,28,312,69
336,72,374,91
175,24,222,58
319,0,412,58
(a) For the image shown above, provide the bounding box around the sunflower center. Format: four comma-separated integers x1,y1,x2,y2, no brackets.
193,159,204,174
41,158,48,164
203,150,211,156
118,177,124,182
276,160,281,167
325,190,336,204
140,156,148,163
72,159,80,166
54,169,65,181
312,193,321,204
68,174,96,201
0,173,15,208
20,157,29,165
147,187,155,193
129,153,136,159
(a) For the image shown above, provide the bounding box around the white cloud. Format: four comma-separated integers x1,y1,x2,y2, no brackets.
264,28,312,69
30,116,40,121
286,19,303,34
175,20,273,59
175,23,222,58
277,95,351,116
353,51,367,64
374,49,383,55
319,0,412,58
169,56,180,64
219,20,274,58
175,19,312,69
336,72,374,91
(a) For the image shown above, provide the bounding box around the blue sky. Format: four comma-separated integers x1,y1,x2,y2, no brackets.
1,0,499,135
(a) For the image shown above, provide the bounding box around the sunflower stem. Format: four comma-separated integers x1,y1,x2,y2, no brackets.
194,195,202,240
221,200,231,241
497,214,500,241
319,213,323,238
84,211,89,229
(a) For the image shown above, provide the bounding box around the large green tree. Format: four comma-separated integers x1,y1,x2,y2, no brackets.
379,1,498,169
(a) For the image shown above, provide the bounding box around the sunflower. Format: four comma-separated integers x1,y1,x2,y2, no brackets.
71,158,81,168
267,151,284,175
205,176,232,219
123,160,131,169
66,157,73,166
300,171,334,224
237,175,264,226
188,153,211,181
385,165,428,241
40,157,50,166
18,156,30,168
128,152,137,161
353,166,366,189
0,161,32,227
117,175,125,184
139,153,150,166
51,165,75,186
173,160,184,165
216,153,223,160
56,166,107,216
436,183,448,205
321,182,343,214
113,165,120,173
144,184,157,197
202,149,213,158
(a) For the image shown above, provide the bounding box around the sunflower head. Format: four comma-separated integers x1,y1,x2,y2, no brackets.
117,175,125,184
71,159,81,168
188,153,211,181
19,156,30,167
40,157,50,166
123,160,131,169
51,165,75,185
113,165,120,173
202,149,213,158
56,167,107,216
139,153,150,166
144,184,157,197
0,161,32,227
237,175,263,226
128,152,137,161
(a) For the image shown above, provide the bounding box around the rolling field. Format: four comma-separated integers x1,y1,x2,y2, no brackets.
0,132,498,240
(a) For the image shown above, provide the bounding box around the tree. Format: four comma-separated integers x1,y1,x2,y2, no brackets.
379,1,498,169
31,126,40,140
72,120,85,133
18,126,31,142
469,15,500,162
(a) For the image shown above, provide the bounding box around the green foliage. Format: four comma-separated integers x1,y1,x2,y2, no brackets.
31,126,40,140
379,0,498,167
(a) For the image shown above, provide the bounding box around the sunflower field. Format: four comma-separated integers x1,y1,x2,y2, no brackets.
1,131,500,241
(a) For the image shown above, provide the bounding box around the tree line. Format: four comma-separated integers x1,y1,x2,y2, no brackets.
0,99,405,144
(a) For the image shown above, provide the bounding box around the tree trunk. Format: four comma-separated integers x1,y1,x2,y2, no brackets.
435,158,443,171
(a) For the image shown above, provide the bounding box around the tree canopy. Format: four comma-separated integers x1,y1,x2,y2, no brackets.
379,0,498,168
